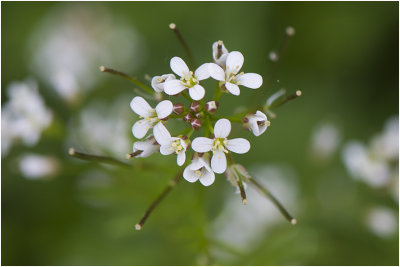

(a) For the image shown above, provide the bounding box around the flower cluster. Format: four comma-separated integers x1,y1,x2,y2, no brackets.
130,41,269,186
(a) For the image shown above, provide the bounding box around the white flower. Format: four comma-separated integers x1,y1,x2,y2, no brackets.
133,136,160,158
245,111,270,136
19,154,59,179
212,40,229,67
208,51,263,96
164,57,210,100
130,96,173,139
183,153,215,186
151,74,176,93
192,119,250,174
153,123,188,166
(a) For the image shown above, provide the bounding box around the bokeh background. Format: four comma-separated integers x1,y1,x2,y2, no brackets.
2,1,399,265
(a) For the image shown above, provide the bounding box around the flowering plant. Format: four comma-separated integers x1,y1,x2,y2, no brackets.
70,23,301,229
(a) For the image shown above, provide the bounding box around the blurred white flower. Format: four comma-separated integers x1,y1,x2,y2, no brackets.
211,164,298,254
366,206,397,238
342,116,398,189
29,4,146,103
183,153,215,186
67,96,131,158
1,79,53,156
311,122,341,159
212,40,229,67
342,141,391,188
370,116,398,161
133,136,160,158
19,154,59,179
244,111,270,137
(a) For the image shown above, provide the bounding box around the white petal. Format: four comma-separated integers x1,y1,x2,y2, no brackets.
208,63,225,81
212,41,228,61
170,57,189,77
160,144,174,155
255,110,267,120
199,170,215,186
192,137,213,152
132,119,152,139
225,82,240,96
189,84,205,101
211,151,227,174
130,96,153,117
195,63,210,81
151,76,164,93
214,119,231,138
177,151,186,166
236,73,263,89
133,139,158,157
189,156,203,170
164,80,186,95
226,138,250,154
249,120,261,136
155,100,173,119
153,122,171,146
226,51,244,74
183,166,199,183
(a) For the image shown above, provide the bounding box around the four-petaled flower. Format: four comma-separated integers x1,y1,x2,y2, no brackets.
153,122,188,166
183,153,215,186
208,51,263,95
192,119,250,174
151,74,176,93
164,57,210,101
244,111,270,136
130,96,173,139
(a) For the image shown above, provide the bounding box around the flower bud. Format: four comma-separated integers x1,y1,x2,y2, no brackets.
205,101,219,114
190,119,202,130
183,113,193,122
173,103,185,115
195,112,203,119
243,111,270,136
190,101,201,113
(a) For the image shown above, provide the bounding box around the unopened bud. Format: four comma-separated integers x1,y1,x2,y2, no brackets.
190,119,202,130
286,26,295,36
183,113,193,122
195,112,203,119
190,101,201,113
205,101,219,114
173,103,185,115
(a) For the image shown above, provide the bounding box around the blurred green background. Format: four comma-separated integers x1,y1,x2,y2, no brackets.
2,1,398,265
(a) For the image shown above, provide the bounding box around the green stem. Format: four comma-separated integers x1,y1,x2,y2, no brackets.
248,178,296,225
100,66,154,95
68,148,129,167
169,23,195,69
135,168,184,230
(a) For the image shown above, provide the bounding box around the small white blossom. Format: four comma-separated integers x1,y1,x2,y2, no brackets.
208,51,263,95
153,123,188,166
245,111,270,136
151,74,176,93
130,96,173,139
133,136,160,158
183,153,215,186
19,154,59,179
192,119,250,174
212,40,229,67
164,57,210,100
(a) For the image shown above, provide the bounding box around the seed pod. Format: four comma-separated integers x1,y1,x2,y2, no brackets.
190,101,201,113
173,103,185,115
190,119,202,130
183,113,194,122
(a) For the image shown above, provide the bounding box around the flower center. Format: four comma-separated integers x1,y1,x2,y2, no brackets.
181,71,198,87
212,138,228,153
171,139,184,154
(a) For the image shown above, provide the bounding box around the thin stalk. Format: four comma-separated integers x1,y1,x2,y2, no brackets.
267,90,302,110
126,150,143,159
135,169,183,230
68,148,129,167
236,172,248,205
99,66,154,95
248,177,297,225
169,23,195,68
